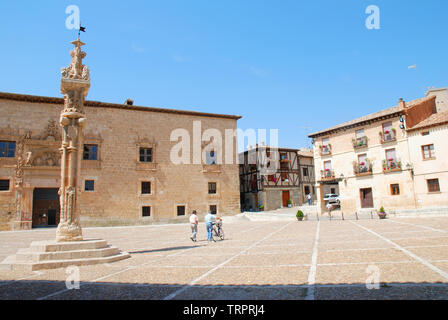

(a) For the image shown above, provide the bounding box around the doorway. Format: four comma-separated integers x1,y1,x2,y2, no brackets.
32,188,60,228
282,191,290,207
360,188,374,208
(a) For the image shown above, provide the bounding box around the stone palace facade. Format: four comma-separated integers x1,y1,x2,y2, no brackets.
0,91,242,231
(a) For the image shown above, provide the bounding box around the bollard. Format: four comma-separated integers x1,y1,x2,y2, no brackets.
355,211,359,220
342,211,345,221
316,212,319,221
370,211,373,220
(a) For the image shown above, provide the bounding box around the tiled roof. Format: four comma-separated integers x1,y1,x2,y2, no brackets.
407,111,448,131
308,97,428,138
0,92,242,120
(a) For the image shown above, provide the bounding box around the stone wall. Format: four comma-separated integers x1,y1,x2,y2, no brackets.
0,97,241,230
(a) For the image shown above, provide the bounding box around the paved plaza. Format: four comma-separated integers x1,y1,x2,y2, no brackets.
1,215,448,300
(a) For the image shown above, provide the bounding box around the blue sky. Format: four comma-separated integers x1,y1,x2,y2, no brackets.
1,0,447,150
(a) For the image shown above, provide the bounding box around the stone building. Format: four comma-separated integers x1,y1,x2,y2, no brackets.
239,146,315,212
406,105,448,209
308,88,448,214
0,92,242,231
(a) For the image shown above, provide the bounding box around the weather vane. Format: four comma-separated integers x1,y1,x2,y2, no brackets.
78,22,86,38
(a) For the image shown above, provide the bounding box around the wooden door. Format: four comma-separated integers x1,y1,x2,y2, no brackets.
360,188,374,208
282,191,290,207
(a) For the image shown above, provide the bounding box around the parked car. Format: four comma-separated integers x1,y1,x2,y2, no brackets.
324,194,340,205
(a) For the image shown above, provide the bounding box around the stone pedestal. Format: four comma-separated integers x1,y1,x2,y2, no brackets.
0,239,130,271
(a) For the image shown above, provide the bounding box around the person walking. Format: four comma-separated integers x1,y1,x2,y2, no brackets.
204,211,216,242
189,210,199,242
326,202,333,219
307,193,312,206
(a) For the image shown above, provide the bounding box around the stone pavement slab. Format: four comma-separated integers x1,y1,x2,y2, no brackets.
1,217,448,300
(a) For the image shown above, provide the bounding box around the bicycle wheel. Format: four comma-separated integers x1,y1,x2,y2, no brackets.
212,227,219,242
219,228,225,240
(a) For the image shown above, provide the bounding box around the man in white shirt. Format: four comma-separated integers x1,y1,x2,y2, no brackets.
307,193,312,206
189,210,199,242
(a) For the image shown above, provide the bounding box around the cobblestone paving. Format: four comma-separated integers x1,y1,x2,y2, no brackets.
0,217,448,300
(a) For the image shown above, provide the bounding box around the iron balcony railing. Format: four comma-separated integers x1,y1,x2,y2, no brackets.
380,129,397,143
353,161,373,176
382,158,402,172
352,136,368,149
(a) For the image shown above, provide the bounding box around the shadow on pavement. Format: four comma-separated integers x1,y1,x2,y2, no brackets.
129,245,205,254
0,280,447,300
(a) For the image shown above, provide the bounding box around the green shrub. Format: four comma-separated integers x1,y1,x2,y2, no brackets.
296,210,304,218
379,206,386,213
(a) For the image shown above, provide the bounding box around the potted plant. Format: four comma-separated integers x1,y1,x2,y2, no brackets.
288,199,292,208
296,210,304,221
259,205,264,212
378,207,387,219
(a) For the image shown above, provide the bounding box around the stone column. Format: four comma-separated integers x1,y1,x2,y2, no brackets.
56,39,90,242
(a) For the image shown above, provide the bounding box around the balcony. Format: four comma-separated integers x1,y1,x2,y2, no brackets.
319,145,332,156
353,161,373,176
382,159,402,173
320,169,335,181
352,136,368,150
379,129,397,144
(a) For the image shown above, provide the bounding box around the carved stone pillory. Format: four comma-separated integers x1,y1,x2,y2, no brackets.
0,38,130,271
56,38,90,242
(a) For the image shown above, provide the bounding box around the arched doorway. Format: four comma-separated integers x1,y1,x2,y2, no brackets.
32,188,60,228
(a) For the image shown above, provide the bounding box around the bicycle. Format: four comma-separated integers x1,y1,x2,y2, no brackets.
211,220,225,241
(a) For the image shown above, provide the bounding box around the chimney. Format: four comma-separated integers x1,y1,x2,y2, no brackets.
125,98,134,106
398,98,406,110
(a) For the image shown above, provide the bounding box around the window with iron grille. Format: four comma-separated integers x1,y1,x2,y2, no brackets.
140,148,153,163
84,180,95,192
142,206,151,217
0,141,16,158
0,180,10,191
427,179,440,193
177,206,186,216
83,145,98,160
141,182,151,195
390,184,400,195
208,182,217,194
209,205,217,215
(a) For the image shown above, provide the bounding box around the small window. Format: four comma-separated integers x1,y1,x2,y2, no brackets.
208,182,217,194
0,141,16,158
303,167,309,177
177,206,186,216
142,206,151,217
83,145,98,160
140,148,153,163
84,180,95,192
421,131,430,136
391,184,400,195
209,205,217,215
331,188,336,194
427,179,440,193
141,182,151,195
422,144,435,160
0,180,10,191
